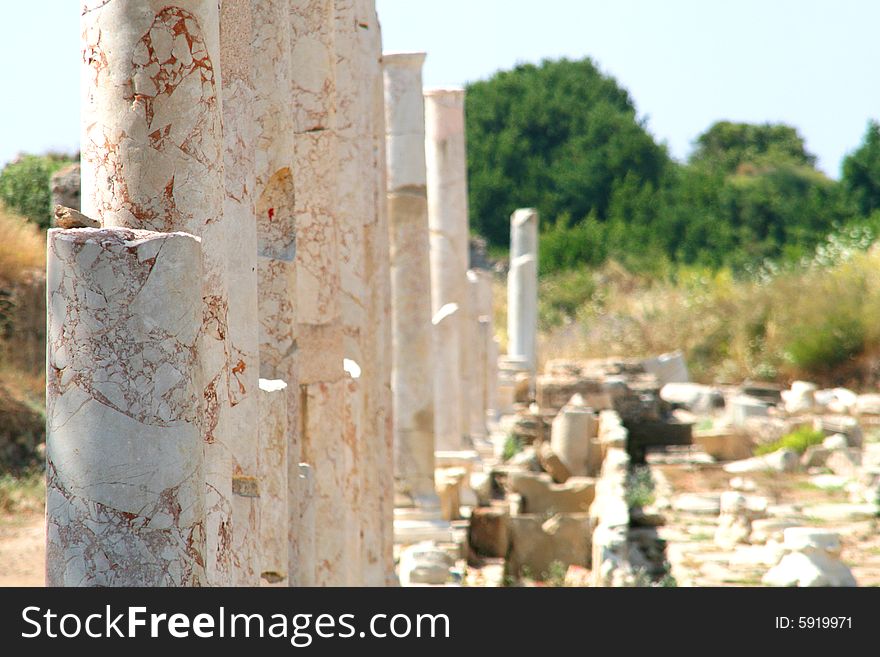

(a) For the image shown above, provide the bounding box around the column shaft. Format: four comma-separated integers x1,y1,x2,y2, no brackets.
80,0,237,585
384,52,437,508
46,228,205,586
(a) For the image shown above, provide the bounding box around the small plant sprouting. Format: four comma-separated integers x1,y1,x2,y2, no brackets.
626,465,656,509
502,432,523,461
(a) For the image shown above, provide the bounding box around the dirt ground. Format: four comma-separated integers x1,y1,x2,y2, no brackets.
0,510,44,587
651,446,880,587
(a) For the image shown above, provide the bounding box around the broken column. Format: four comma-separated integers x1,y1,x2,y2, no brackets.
550,395,596,477
46,228,205,586
221,0,261,587
290,0,350,586
425,88,470,450
384,52,438,510
80,0,241,585
507,208,539,377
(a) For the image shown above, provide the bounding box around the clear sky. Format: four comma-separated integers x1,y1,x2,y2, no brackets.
2,0,877,177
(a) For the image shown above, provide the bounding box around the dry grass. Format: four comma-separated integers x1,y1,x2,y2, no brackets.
532,244,880,386
0,206,46,471
0,206,44,285
0,469,44,515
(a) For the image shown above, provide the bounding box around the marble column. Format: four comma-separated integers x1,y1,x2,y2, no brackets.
334,0,374,586
486,330,500,422
431,302,463,451
290,0,349,586
425,88,469,450
367,5,396,585
251,0,304,586
384,52,438,509
221,0,261,587
80,0,237,585
258,379,288,584
507,208,539,375
294,463,316,587
46,227,205,586
467,268,493,439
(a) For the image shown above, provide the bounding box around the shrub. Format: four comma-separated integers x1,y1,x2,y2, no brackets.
539,268,597,329
626,465,655,508
0,153,74,229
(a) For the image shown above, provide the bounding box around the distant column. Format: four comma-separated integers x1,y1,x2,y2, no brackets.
507,208,539,375
46,228,205,586
425,88,470,450
80,0,237,585
468,268,493,439
384,52,438,508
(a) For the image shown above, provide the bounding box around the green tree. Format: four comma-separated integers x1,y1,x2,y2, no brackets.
670,121,848,269
689,121,815,174
465,58,669,249
842,120,880,216
0,153,74,230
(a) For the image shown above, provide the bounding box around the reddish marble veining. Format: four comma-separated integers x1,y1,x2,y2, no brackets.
46,227,205,587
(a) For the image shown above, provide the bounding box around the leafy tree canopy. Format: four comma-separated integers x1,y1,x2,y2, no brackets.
0,153,75,230
842,120,880,216
465,57,872,275
689,120,816,173
465,57,669,247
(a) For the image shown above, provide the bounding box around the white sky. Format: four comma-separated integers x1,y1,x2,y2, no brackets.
2,0,878,177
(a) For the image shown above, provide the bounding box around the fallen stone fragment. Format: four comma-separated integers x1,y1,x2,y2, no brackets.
399,541,455,586
506,513,591,579
723,448,799,474
763,528,856,587
53,205,100,229
538,441,571,483
468,507,510,558
825,449,862,478
506,471,595,514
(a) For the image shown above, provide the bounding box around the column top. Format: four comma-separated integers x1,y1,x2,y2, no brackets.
383,51,427,68
424,87,465,98
511,208,539,226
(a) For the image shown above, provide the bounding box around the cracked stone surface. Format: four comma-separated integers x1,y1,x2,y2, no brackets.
46,228,205,587
80,0,237,586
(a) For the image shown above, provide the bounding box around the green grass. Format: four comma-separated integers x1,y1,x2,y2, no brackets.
754,427,825,456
